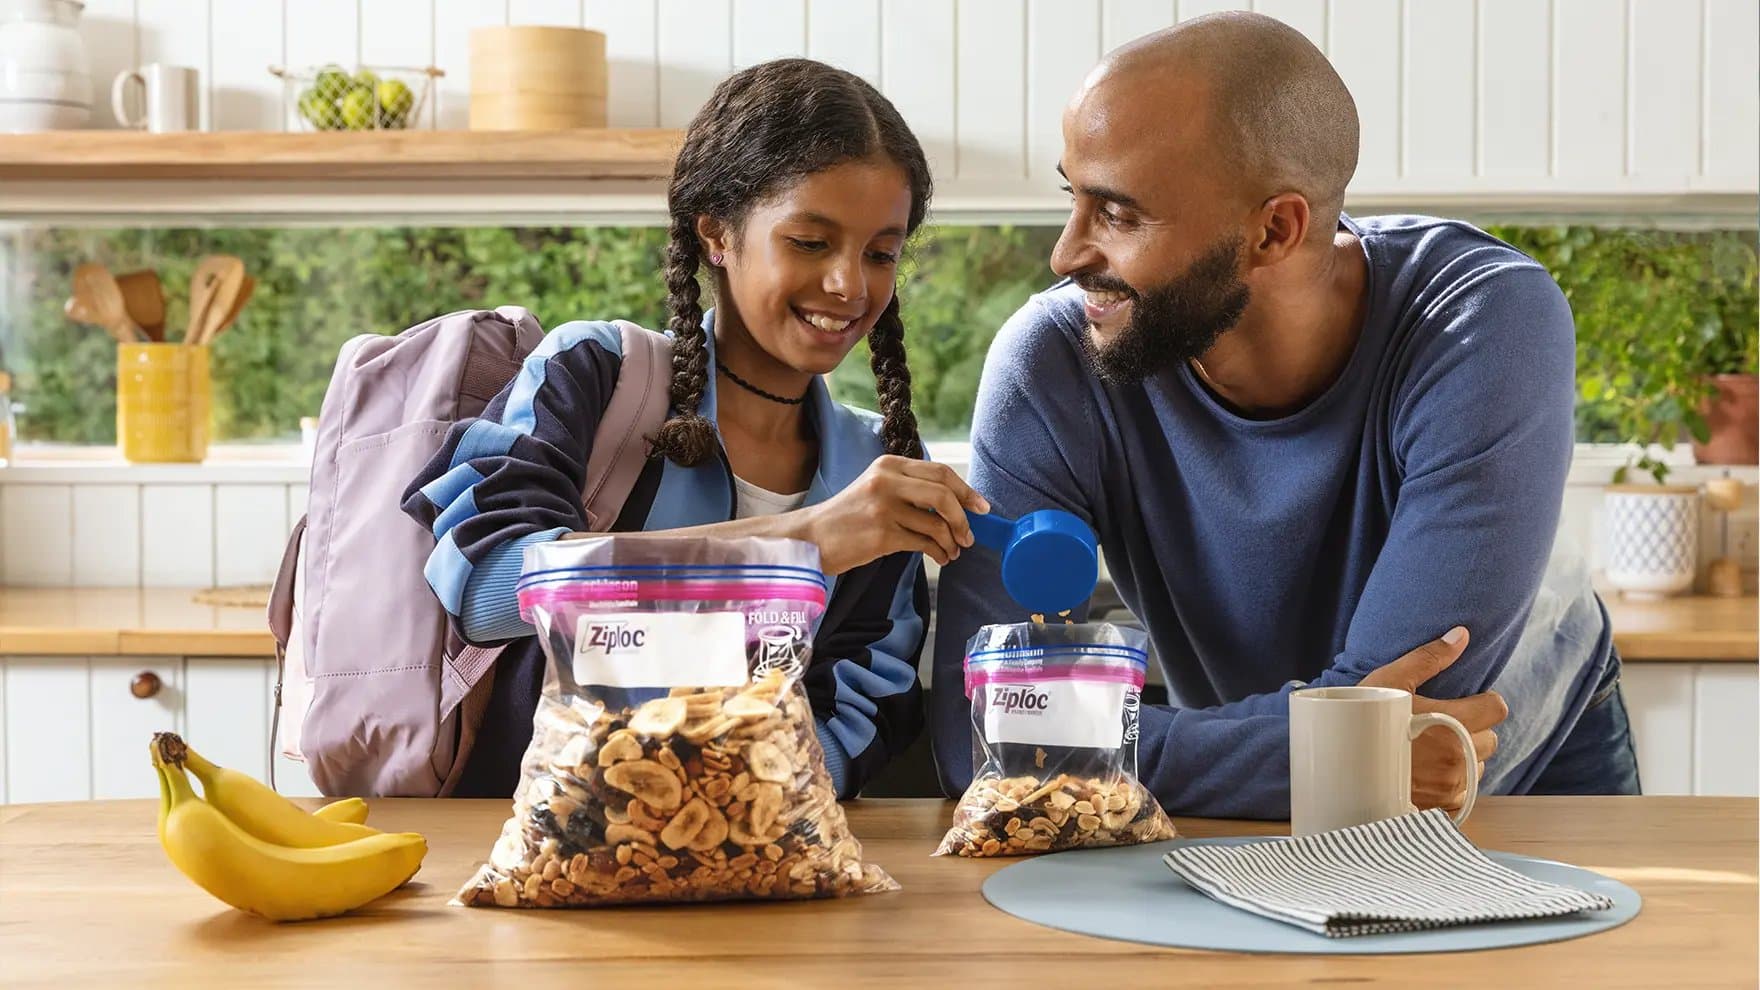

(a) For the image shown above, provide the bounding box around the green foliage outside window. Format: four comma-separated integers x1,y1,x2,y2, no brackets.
1487,225,1757,482
2,222,1752,451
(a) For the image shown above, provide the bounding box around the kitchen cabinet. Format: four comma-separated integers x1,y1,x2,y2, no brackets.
1621,661,1758,797
1,656,319,804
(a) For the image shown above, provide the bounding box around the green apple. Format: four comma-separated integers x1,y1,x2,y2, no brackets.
339,88,375,130
376,79,413,117
297,88,335,129
314,65,351,102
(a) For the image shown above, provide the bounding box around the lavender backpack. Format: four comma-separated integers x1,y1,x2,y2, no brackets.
267,307,672,797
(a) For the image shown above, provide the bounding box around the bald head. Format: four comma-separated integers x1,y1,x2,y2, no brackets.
1086,12,1359,240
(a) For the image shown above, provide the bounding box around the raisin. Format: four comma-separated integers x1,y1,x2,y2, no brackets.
529,802,562,838
567,807,605,846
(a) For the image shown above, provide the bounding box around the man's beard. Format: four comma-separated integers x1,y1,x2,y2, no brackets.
1078,238,1251,385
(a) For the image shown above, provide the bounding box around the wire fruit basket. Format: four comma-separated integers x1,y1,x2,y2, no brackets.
268,64,443,131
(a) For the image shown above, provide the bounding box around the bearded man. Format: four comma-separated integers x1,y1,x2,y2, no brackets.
931,12,1636,818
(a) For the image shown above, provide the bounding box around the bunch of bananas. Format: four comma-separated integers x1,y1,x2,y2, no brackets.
150,732,427,922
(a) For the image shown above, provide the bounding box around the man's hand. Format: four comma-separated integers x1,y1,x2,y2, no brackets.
1361,626,1508,811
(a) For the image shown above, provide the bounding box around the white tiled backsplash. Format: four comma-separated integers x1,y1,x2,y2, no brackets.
0,468,306,588
0,458,1754,591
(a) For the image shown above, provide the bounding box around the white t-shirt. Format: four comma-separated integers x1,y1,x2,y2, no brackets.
733,474,808,519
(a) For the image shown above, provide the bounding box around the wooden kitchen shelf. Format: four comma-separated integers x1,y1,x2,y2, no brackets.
0,128,683,182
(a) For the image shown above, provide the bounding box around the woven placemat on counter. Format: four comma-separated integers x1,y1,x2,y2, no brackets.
191,585,272,608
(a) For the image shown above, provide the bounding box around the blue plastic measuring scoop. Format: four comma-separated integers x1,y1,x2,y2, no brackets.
964,508,1099,616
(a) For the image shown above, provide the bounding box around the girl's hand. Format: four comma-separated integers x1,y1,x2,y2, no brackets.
801,455,991,574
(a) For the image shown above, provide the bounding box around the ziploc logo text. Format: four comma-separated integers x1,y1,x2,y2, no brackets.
990,685,1050,715
584,620,647,654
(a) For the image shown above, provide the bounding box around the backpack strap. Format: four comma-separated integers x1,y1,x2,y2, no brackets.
582,321,674,532
266,514,306,656
265,515,307,790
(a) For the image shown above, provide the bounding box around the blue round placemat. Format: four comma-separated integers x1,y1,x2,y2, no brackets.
981,836,1641,955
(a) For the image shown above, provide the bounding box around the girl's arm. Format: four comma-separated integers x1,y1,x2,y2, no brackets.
402,321,627,644
801,550,929,798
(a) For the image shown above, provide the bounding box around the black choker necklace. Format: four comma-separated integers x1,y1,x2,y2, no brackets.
716,361,808,405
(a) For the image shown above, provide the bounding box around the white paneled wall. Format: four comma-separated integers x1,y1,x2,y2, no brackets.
880,0,955,180
1,480,306,588
1480,0,1550,178
64,0,1757,201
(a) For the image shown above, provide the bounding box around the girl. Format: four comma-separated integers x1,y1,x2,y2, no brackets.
403,59,988,799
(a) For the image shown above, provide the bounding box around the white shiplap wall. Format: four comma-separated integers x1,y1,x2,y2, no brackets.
0,476,307,588
59,0,1759,206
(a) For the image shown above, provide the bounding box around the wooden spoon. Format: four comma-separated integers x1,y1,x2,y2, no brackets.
186,255,245,345
71,263,146,343
115,270,166,341
203,274,256,344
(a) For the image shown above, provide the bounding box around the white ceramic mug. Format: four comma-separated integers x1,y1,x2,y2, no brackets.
1288,685,1478,837
111,63,197,132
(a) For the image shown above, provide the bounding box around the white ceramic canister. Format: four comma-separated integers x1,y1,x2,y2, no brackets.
0,0,91,132
1603,483,1700,598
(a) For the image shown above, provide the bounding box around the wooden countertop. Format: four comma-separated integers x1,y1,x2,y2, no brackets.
0,587,275,656
0,586,1752,661
1600,592,1758,661
0,796,1752,987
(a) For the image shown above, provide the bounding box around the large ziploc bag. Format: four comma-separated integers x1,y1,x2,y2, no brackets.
455,535,896,907
935,621,1177,857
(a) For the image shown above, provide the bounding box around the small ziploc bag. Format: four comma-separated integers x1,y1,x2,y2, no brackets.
935,621,1177,857
455,535,896,907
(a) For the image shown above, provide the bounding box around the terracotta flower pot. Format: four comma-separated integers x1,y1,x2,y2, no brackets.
1693,373,1758,465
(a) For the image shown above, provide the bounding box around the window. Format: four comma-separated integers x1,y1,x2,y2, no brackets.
2,222,1752,448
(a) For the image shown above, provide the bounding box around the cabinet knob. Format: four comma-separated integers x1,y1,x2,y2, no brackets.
130,671,162,699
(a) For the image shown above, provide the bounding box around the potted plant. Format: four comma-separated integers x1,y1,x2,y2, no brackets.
1497,227,1755,597
1690,236,1758,465
1592,233,1755,598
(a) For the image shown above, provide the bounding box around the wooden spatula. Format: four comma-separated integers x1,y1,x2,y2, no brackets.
186,255,245,345
71,263,147,344
116,269,166,341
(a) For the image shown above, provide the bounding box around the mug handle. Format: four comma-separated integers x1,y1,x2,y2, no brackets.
112,71,146,129
1408,711,1479,826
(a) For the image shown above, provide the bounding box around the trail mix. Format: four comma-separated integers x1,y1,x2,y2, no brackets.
936,772,1175,857
456,670,894,906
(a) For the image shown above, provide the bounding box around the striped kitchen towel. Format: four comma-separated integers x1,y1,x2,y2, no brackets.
1161,808,1614,938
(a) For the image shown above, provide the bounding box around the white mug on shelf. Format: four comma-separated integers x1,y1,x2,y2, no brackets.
111,63,198,132
1288,685,1479,837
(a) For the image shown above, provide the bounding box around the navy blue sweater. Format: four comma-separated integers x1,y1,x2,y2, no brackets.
933,215,1612,819
404,316,927,798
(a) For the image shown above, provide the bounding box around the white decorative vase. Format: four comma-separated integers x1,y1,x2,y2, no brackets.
0,0,91,133
1603,484,1700,599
